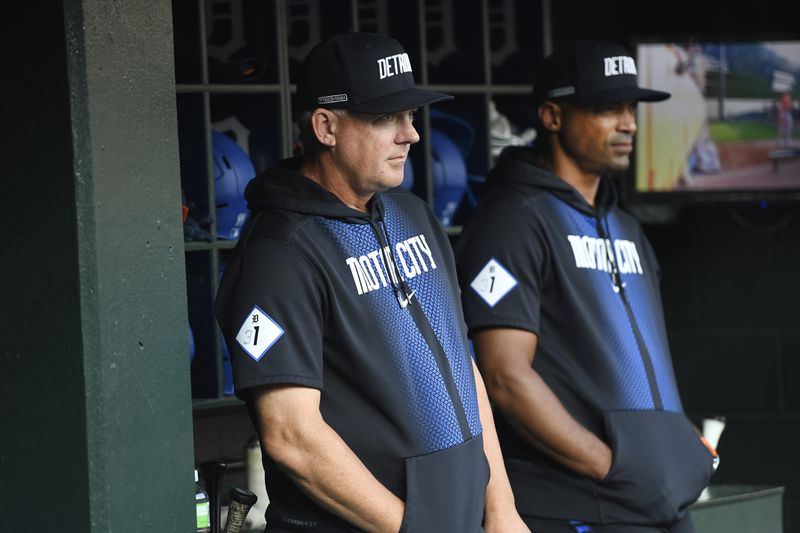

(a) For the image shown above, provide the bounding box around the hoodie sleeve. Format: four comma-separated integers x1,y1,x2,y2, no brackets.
455,197,548,336
217,237,326,398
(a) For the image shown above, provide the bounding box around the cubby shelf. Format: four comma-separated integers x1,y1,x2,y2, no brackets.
176,0,546,410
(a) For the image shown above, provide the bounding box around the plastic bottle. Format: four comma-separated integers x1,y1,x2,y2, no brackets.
195,468,211,533
245,436,268,529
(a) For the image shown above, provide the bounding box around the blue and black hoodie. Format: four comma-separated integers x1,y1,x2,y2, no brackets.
455,146,713,527
215,158,488,532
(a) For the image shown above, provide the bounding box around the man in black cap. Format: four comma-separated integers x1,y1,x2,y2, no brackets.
455,40,716,532
215,32,528,532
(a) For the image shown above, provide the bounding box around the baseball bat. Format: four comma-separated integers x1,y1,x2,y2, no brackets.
222,487,259,533
200,461,227,533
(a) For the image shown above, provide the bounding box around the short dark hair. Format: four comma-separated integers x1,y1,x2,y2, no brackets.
529,102,552,158
297,110,315,152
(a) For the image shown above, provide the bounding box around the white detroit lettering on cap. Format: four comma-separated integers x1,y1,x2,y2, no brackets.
236,305,285,362
470,258,518,308
377,52,413,80
603,56,638,76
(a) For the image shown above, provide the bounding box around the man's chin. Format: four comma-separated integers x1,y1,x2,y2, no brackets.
606,158,631,176
385,172,407,189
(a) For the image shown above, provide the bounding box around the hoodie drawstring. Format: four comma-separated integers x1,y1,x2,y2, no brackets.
368,198,417,309
593,209,624,294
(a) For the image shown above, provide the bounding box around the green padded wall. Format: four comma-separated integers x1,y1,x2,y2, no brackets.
0,1,195,530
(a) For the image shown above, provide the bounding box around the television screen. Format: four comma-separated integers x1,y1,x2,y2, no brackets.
631,39,800,202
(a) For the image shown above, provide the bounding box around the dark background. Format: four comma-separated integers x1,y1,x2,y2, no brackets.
173,0,800,530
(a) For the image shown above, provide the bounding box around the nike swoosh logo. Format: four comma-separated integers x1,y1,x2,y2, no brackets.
398,290,416,308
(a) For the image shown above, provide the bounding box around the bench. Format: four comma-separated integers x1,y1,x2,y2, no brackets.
768,148,800,172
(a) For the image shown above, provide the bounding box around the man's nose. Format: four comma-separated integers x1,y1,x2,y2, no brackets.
398,115,420,144
619,105,637,133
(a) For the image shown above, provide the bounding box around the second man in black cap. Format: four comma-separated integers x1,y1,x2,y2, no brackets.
456,39,715,532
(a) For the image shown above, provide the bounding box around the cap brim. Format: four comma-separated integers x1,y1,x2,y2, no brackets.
348,87,454,114
572,86,671,104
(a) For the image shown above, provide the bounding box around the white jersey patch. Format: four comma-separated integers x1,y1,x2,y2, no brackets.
236,306,285,362
470,258,518,307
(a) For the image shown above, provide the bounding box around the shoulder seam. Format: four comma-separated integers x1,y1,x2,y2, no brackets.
285,215,315,245
242,217,331,315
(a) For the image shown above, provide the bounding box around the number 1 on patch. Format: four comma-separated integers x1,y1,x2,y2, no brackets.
235,306,284,362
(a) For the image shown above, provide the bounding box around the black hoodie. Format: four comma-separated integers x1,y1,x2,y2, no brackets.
455,147,713,527
215,159,489,532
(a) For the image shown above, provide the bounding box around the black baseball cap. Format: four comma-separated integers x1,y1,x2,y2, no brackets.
533,39,670,105
297,32,453,114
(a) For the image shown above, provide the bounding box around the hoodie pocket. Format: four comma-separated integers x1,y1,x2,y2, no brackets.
399,436,489,533
594,410,713,525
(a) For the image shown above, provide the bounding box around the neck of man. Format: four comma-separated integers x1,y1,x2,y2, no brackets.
548,141,601,208
301,153,371,213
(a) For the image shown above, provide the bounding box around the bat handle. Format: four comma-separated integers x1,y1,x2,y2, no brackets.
199,461,227,533
222,487,258,533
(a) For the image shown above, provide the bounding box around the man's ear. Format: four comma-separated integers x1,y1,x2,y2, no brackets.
310,109,338,147
538,102,562,132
